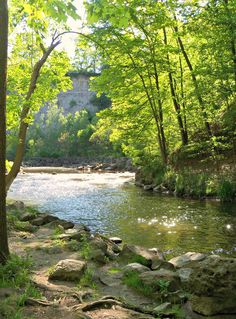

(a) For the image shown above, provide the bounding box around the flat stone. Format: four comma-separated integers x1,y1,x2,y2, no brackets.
169,252,206,268
49,259,87,282
123,263,151,275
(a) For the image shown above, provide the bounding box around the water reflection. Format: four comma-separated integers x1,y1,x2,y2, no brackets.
9,172,236,257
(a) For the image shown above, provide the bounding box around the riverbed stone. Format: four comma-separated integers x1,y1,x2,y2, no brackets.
188,256,236,316
120,244,163,267
123,263,151,275
30,214,59,226
139,269,181,292
49,259,87,282
169,252,206,268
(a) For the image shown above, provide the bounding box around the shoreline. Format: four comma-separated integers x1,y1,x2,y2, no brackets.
4,201,236,319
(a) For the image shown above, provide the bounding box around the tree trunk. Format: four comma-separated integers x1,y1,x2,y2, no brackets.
5,39,61,191
0,0,9,263
163,28,188,145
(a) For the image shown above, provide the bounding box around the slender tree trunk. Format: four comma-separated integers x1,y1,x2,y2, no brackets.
5,39,60,191
173,24,212,136
163,28,188,145
0,0,9,264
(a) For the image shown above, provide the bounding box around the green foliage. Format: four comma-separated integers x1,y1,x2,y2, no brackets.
218,180,235,202
123,270,171,298
77,267,96,289
79,235,91,260
0,254,41,319
129,255,150,267
0,255,32,288
66,239,80,252
21,106,119,159
123,271,154,296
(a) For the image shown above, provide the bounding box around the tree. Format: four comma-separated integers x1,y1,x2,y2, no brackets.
0,0,9,263
5,0,79,190
82,0,235,168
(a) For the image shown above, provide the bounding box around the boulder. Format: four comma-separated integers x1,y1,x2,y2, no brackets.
49,259,87,282
189,256,236,316
120,244,163,267
123,263,151,275
139,269,181,292
169,252,206,268
30,214,59,226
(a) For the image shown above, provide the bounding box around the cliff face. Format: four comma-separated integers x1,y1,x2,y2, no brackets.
57,72,98,115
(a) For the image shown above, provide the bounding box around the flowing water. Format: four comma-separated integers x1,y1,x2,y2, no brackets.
8,172,236,257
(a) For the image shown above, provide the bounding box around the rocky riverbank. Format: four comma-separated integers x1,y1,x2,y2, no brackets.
22,157,134,173
2,201,236,319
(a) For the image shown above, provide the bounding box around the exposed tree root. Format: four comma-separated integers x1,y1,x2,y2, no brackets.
25,298,56,306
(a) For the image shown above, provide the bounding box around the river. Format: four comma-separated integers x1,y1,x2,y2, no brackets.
8,172,236,257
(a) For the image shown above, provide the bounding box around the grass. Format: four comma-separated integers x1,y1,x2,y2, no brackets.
0,255,41,319
77,267,97,289
123,270,171,299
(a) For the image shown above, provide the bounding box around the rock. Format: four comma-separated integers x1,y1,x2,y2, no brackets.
89,237,108,263
151,258,175,271
120,244,163,267
177,268,193,283
123,263,151,275
30,214,59,226
139,269,181,292
169,252,206,268
19,212,37,222
143,185,153,191
46,219,74,230
49,259,87,282
109,237,122,244
153,185,167,193
58,229,88,241
188,256,236,316
153,302,172,314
